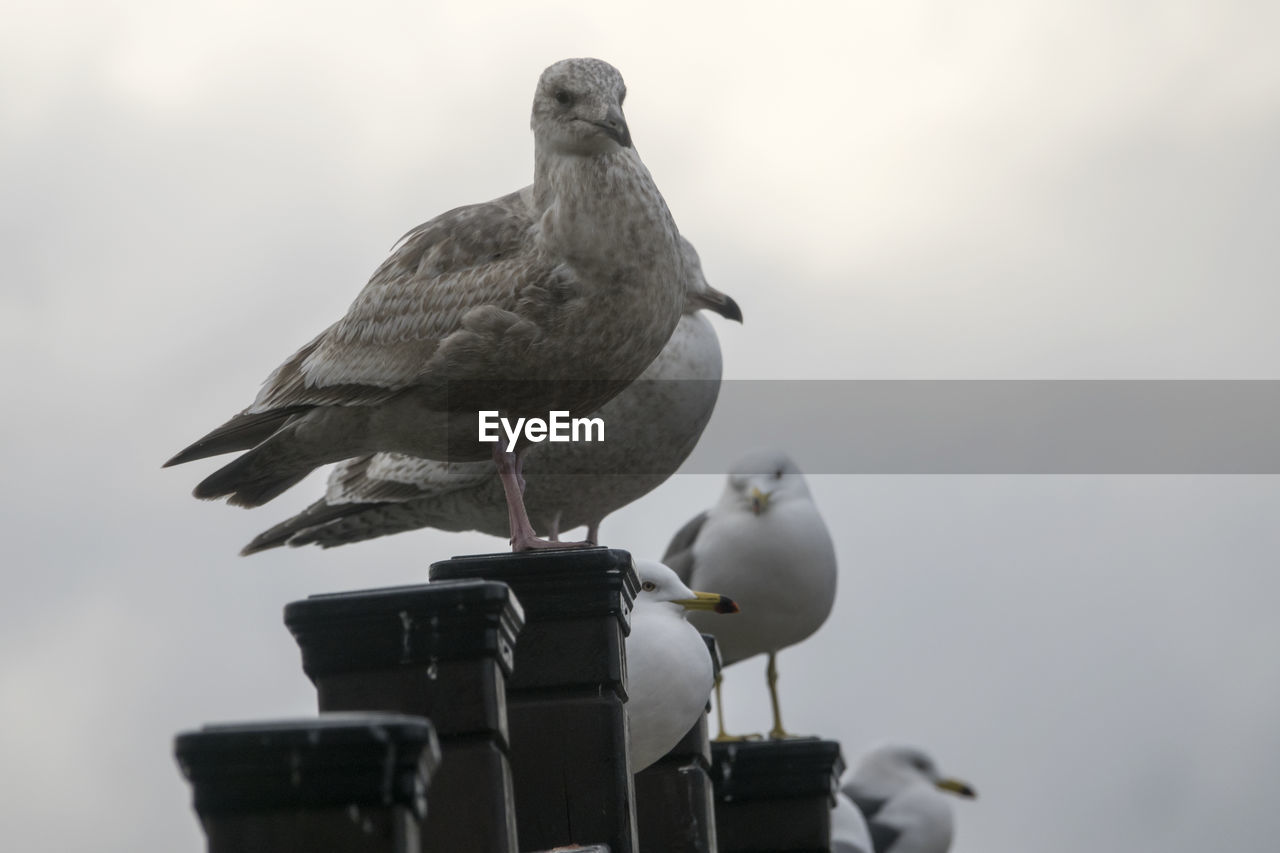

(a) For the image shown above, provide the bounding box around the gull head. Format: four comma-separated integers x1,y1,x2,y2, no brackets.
532,57,631,155
854,745,977,800
635,559,739,616
679,236,743,323
722,448,812,516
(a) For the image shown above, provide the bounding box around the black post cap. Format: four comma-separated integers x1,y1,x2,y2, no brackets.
429,547,638,691
711,739,845,804
284,580,525,851
284,580,524,679
710,739,846,851
174,714,441,818
429,547,637,621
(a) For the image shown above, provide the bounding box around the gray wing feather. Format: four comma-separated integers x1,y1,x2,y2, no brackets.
846,793,901,853
662,509,709,584
326,453,492,504
866,820,902,853
248,189,540,413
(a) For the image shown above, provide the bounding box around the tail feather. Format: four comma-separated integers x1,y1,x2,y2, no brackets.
192,424,322,508
241,499,385,555
248,501,464,554
192,406,370,508
193,454,312,507
290,503,456,549
164,407,311,467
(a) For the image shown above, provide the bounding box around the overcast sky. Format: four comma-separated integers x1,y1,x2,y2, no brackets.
2,2,1279,851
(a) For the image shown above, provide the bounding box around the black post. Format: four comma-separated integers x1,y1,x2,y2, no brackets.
430,547,638,853
174,714,440,853
709,739,845,853
633,634,722,853
285,580,524,853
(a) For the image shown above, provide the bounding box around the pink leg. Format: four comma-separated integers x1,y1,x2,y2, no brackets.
585,520,601,545
493,446,591,552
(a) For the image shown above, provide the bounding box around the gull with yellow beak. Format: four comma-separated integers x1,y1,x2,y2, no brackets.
663,449,836,739
625,559,738,771
841,745,977,853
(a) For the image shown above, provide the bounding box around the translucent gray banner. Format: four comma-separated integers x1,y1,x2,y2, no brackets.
682,380,1280,474
440,380,1280,474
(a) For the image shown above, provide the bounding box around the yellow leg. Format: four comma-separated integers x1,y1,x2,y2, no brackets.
766,652,791,739
711,674,761,742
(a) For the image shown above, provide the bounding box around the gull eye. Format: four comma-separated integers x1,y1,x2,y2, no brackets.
773,468,784,479
554,89,573,106
641,581,657,592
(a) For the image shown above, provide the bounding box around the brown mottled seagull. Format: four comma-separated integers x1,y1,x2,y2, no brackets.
241,236,740,555
165,58,688,551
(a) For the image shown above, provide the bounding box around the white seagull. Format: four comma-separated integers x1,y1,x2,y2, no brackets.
664,449,837,739
165,58,687,551
626,559,738,772
830,791,874,853
841,745,976,853
241,237,740,555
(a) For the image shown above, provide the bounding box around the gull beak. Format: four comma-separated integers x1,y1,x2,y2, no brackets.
935,777,977,799
675,590,740,614
750,487,770,515
593,104,631,148
691,285,743,323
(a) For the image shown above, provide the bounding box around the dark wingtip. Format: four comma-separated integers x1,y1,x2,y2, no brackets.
715,595,740,614
690,283,743,324
164,432,233,468
163,447,196,468
717,295,743,324
239,536,277,557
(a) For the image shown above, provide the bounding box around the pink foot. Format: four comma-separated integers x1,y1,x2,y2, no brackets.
495,444,595,553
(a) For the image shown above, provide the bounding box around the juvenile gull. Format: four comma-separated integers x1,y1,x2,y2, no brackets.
664,449,837,739
164,58,687,551
841,745,976,853
242,238,740,554
626,559,738,772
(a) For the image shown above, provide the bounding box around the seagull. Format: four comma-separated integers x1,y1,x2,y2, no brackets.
663,449,837,740
164,58,687,551
830,791,874,853
841,746,976,853
240,236,740,555
626,559,738,772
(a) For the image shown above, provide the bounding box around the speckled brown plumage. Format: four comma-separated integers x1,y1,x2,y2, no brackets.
165,58,690,548
241,237,741,554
